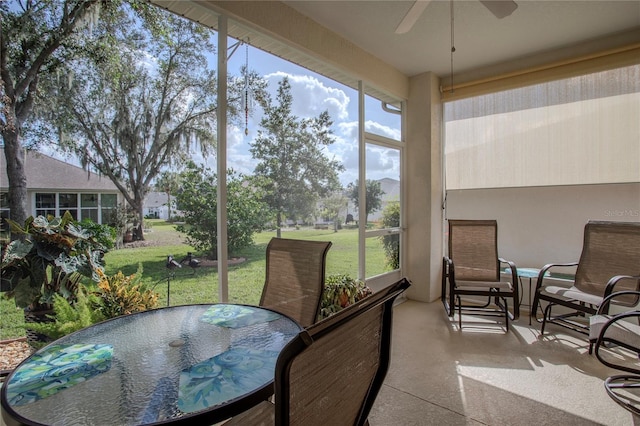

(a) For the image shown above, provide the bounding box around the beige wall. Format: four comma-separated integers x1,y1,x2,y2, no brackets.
444,182,640,307
445,183,640,269
404,72,443,303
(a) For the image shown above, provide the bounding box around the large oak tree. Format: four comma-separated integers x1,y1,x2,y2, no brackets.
1,0,116,233
49,6,265,239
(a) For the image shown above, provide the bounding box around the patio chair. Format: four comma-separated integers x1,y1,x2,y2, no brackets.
223,277,411,426
592,294,640,416
589,291,640,354
441,219,519,331
531,221,640,336
260,237,332,328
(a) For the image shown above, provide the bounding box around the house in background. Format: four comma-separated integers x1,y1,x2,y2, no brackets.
0,150,121,241
143,191,179,220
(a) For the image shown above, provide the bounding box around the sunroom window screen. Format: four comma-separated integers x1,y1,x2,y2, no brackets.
444,64,640,190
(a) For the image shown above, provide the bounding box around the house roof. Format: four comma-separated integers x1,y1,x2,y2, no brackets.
0,151,119,192
145,191,169,209
378,177,400,202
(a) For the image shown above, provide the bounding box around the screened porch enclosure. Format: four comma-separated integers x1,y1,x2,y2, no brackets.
149,0,640,303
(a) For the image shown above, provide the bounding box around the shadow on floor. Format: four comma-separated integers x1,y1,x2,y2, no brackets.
369,299,636,426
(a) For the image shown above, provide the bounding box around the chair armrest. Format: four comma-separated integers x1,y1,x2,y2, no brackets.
498,258,518,282
442,257,453,305
442,256,453,279
596,288,640,315
605,274,640,294
534,262,579,293
595,310,640,376
602,275,640,311
498,257,515,266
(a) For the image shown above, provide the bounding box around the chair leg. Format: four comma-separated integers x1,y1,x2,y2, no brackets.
541,303,553,335
504,297,509,332
449,286,456,318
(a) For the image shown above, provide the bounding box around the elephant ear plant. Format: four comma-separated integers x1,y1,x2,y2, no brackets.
0,211,106,312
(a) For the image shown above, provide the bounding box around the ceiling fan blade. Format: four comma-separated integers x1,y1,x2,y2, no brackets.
395,0,432,34
479,0,518,19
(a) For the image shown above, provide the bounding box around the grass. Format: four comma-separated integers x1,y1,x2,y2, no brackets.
0,220,391,340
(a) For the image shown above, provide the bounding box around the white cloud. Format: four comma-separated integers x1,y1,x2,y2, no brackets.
264,72,350,121
137,49,158,73
227,125,258,176
364,120,401,140
337,120,401,142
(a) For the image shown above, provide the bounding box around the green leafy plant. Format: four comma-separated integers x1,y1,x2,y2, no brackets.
319,274,373,320
1,212,106,310
94,265,159,319
25,289,106,345
24,267,159,345
175,162,269,259
79,219,117,251
380,201,400,270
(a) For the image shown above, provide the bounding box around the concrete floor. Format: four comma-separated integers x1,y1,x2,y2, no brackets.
369,299,638,426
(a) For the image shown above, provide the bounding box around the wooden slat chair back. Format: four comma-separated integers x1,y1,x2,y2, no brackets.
224,278,411,426
260,237,332,328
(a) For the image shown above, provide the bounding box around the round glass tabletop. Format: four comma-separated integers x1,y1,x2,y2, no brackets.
1,304,301,425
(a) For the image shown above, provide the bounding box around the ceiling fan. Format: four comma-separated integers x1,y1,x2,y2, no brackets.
395,0,518,34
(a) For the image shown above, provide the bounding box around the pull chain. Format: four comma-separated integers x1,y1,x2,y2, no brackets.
244,40,250,136
450,0,455,94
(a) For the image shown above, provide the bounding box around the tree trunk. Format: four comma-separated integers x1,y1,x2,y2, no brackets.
136,203,145,241
3,130,29,239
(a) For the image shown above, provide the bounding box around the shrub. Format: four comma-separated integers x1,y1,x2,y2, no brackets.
1,212,105,310
79,219,117,251
380,201,400,270
94,265,159,319
175,162,268,259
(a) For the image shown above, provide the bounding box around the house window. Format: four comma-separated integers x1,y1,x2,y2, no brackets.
101,194,117,224
81,194,99,222
0,192,9,244
35,192,116,224
58,193,79,220
35,193,56,217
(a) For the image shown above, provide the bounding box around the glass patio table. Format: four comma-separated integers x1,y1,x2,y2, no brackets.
1,304,302,426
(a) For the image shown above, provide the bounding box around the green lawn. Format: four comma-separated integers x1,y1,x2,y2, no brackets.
0,221,390,340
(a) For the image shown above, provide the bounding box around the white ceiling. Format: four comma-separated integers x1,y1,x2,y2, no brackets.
283,0,640,78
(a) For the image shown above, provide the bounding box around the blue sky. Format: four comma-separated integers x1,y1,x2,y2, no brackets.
221,39,402,187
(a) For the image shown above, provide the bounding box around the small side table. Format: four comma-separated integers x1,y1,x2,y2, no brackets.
503,267,548,325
